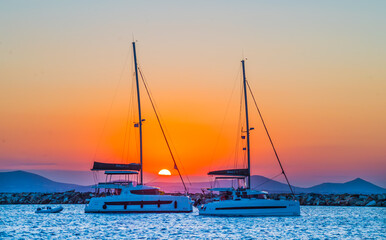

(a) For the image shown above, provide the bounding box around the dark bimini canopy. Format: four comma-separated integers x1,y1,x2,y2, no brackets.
91,161,141,171
215,176,246,180
104,171,139,175
208,169,249,177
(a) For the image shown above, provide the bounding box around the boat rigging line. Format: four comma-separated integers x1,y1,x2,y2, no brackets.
91,49,132,186
252,172,283,189
246,80,296,198
234,74,244,170
138,67,188,194
121,72,136,163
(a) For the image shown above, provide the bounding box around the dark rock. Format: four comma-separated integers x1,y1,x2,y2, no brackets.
0,192,385,207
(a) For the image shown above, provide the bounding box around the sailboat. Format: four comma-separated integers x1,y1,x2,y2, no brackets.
85,42,193,213
198,59,300,216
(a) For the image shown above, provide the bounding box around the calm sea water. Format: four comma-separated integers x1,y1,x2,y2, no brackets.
0,205,385,239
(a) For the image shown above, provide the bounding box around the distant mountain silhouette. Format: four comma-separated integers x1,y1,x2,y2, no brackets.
0,171,92,192
153,175,386,194
306,178,386,194
0,171,385,194
249,175,307,193
150,175,306,193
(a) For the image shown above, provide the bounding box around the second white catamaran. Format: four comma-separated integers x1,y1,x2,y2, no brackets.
198,59,300,216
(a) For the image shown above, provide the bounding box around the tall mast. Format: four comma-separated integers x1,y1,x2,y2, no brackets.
241,59,251,189
132,41,143,185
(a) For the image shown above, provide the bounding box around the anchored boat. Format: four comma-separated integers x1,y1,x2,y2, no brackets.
35,206,63,213
85,42,192,214
199,59,300,216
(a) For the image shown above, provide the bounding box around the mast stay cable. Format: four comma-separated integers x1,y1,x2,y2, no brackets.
246,81,296,198
252,172,283,189
136,68,192,187
138,68,188,194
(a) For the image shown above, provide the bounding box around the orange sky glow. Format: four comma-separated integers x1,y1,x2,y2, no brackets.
1,1,385,187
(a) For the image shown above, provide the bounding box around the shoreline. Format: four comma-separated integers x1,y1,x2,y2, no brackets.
0,192,384,207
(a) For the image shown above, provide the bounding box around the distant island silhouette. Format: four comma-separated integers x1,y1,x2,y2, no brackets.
1,170,385,194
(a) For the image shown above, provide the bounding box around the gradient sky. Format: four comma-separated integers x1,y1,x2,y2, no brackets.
1,1,385,187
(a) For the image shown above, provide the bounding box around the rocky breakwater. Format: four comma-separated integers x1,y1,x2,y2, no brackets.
269,193,386,207
0,192,385,206
0,191,95,204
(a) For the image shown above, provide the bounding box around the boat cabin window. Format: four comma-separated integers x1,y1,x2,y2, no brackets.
250,194,267,199
114,188,122,195
240,191,249,198
130,189,159,195
102,188,122,196
219,191,232,200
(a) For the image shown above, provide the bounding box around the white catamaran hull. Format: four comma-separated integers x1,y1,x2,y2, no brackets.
85,194,192,213
199,199,300,216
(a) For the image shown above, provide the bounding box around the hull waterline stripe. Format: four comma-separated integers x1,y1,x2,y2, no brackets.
104,200,173,206
215,206,287,210
85,210,192,213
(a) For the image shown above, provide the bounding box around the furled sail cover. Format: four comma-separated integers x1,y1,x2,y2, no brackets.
208,169,249,176
91,161,141,171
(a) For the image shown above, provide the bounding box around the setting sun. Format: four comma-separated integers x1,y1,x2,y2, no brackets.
158,169,171,176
